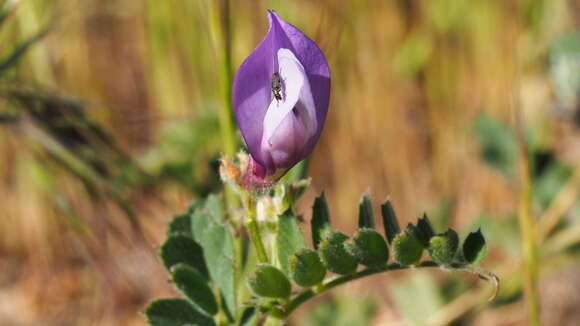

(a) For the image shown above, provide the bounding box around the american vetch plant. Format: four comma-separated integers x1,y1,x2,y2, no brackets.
145,11,497,326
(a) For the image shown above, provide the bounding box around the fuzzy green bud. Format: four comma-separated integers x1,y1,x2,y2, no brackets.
392,231,423,265
319,231,358,275
347,228,389,267
248,264,291,299
289,249,326,287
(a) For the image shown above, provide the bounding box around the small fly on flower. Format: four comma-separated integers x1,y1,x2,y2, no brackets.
271,72,283,102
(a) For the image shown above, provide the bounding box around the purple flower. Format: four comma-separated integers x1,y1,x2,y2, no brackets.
233,10,330,184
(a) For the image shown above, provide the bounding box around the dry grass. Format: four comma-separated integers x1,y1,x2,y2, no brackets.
0,0,579,325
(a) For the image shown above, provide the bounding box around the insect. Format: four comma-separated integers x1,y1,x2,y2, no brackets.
271,72,283,102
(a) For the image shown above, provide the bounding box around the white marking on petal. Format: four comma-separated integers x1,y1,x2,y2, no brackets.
262,48,318,152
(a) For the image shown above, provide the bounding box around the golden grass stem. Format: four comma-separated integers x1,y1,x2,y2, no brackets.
515,101,540,326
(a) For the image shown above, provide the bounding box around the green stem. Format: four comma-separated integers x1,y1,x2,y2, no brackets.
280,261,498,318
511,35,540,324
210,0,237,214
517,146,540,325
514,92,540,326
214,0,236,156
245,198,269,263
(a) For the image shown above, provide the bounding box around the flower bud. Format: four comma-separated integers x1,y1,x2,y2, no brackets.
392,231,423,265
248,263,291,299
318,231,358,275
233,10,330,186
346,228,389,267
289,249,326,287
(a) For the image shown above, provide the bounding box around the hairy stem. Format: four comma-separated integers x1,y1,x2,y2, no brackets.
245,198,269,263
279,261,498,318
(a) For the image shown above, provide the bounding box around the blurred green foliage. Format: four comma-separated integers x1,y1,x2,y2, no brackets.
302,295,377,326
391,272,445,325
142,107,222,195
550,33,580,108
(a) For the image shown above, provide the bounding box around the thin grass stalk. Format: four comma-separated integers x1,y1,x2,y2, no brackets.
517,140,540,326
514,92,540,326
211,0,236,156
208,0,239,219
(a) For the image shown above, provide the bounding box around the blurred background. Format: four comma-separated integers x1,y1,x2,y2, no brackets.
1,0,579,325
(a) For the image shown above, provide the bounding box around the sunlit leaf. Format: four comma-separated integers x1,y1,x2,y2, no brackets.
191,195,236,316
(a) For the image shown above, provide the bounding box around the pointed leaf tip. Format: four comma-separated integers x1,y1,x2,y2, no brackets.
358,194,375,229
381,200,400,244
312,192,331,249
416,214,435,246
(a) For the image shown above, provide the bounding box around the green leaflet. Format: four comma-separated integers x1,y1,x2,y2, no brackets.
381,200,400,244
392,231,423,266
145,298,216,326
191,194,237,317
463,228,487,264
248,263,291,299
160,234,209,279
319,231,358,275
427,229,459,265
276,211,307,275
171,264,217,316
290,249,326,288
168,214,193,237
347,228,389,267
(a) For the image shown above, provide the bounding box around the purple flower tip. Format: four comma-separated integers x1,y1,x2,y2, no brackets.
233,10,330,182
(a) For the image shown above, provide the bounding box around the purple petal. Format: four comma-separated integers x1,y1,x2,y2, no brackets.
233,10,330,176
232,21,275,168
261,48,317,169
268,11,331,159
